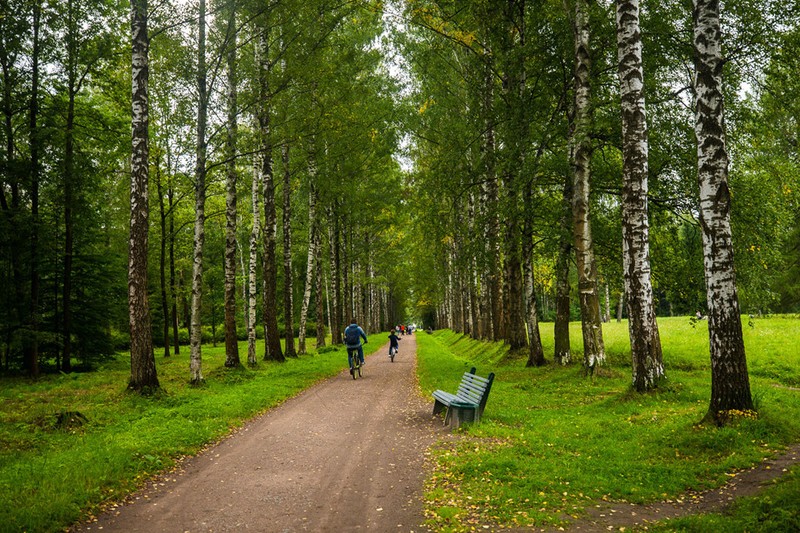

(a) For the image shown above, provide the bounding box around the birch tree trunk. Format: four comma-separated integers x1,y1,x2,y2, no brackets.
247,159,260,365
282,143,296,357
524,187,545,366
128,0,159,392
298,158,318,355
223,0,240,368
314,225,326,348
616,0,663,391
189,0,208,384
692,0,753,423
258,24,284,362
568,0,605,373
328,205,342,344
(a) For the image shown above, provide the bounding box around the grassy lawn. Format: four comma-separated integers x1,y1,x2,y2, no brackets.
415,316,800,532
3,317,798,533
0,338,384,533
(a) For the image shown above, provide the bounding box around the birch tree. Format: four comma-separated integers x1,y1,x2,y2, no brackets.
189,0,208,384
247,160,260,366
567,0,605,373
616,0,663,391
298,153,319,355
692,0,753,423
128,0,159,392
223,0,240,368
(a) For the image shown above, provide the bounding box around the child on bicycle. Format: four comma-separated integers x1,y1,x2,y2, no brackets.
388,330,401,358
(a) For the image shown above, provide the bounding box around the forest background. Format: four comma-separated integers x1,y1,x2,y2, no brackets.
1,0,799,386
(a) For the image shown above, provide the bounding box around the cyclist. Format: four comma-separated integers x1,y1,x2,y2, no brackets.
388,330,401,359
344,318,368,375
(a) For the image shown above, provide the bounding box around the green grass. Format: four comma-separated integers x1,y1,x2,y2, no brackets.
416,316,800,532
3,318,799,533
0,337,385,533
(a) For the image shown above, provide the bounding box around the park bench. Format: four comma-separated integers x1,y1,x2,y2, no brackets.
432,367,494,428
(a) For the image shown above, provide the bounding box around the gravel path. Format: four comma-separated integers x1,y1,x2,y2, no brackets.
79,335,445,533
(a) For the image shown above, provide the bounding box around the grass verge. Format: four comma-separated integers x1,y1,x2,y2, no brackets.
0,338,384,533
415,316,800,532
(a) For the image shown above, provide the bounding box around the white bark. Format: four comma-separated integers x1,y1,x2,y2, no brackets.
189,0,207,384
281,143,295,356
693,0,752,419
247,158,260,365
568,0,605,371
223,0,239,367
128,0,158,390
617,0,663,390
298,160,318,354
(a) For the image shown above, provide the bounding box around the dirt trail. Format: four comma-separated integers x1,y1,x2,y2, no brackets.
79,335,445,533
556,443,800,532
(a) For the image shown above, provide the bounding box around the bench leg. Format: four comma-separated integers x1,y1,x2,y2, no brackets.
448,406,477,429
432,400,447,417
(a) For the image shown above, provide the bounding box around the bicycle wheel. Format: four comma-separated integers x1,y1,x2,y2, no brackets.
357,363,362,378
390,348,395,362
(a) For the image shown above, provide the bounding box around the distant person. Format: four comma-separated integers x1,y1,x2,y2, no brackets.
344,318,368,374
388,330,401,358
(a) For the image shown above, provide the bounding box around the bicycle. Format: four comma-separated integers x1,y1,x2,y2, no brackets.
351,358,362,379
389,345,398,362
348,347,363,379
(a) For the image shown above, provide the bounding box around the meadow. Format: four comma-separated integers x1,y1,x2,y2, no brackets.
415,316,800,531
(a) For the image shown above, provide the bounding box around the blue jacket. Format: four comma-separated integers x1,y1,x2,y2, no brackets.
344,323,367,348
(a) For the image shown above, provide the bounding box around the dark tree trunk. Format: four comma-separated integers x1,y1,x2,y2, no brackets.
169,177,179,354
26,0,42,378
157,158,170,357
282,143,296,357
258,23,283,363
554,171,572,365
62,0,79,373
